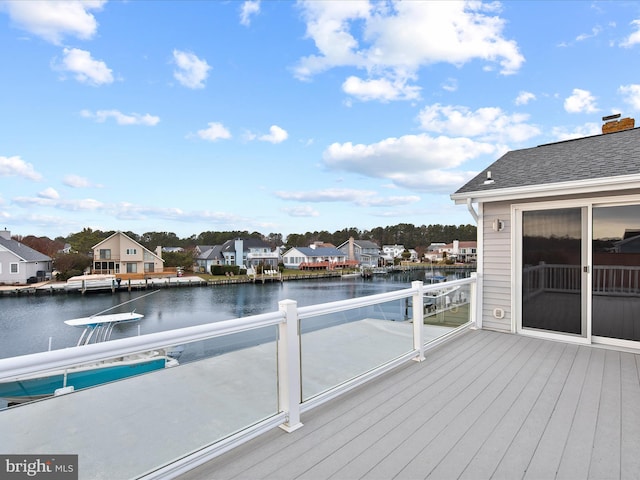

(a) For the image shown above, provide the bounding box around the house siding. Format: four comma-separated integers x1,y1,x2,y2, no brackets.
481,202,512,332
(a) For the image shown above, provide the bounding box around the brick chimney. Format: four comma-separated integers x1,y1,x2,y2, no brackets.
0,228,10,240
602,114,635,134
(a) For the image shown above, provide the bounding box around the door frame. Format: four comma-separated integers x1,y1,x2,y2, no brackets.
513,199,591,344
513,194,640,348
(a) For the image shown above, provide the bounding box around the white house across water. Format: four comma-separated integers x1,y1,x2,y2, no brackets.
451,116,640,350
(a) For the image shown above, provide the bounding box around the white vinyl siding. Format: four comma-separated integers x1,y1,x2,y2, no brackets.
481,202,512,332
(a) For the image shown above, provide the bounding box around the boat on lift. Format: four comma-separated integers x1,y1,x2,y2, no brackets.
0,296,180,404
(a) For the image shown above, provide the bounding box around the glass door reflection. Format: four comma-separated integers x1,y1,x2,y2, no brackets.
522,208,584,336
593,204,640,341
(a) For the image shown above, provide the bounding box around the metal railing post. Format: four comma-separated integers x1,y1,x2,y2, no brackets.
411,281,425,362
277,299,303,432
470,272,480,329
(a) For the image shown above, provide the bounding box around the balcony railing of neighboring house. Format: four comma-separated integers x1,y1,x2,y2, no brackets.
523,263,640,300
246,252,280,259
0,277,477,479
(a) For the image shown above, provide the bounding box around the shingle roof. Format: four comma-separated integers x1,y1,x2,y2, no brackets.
454,127,640,195
295,247,345,256
0,237,51,262
220,238,271,252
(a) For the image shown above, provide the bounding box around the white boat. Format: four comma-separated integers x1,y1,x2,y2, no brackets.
65,274,118,293
0,310,180,404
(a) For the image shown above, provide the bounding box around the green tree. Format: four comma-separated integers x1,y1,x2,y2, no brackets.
162,249,195,271
53,252,92,280
66,228,111,255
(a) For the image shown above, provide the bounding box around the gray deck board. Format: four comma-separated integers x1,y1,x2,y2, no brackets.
178,330,640,480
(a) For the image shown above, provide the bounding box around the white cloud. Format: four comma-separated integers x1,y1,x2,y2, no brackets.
173,50,211,89
276,188,420,207
13,196,104,211
619,84,640,110
417,104,540,143
321,134,496,192
38,187,60,199
240,1,261,26
441,78,458,92
564,88,598,113
0,0,105,45
294,1,524,101
515,91,536,106
620,19,640,47
342,76,421,102
63,174,102,188
56,48,114,86
80,109,160,126
0,156,43,181
576,26,601,42
282,205,320,217
196,122,232,141
259,125,288,143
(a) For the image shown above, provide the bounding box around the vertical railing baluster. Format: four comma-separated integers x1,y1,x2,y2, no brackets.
470,272,479,329
411,281,425,362
277,299,303,432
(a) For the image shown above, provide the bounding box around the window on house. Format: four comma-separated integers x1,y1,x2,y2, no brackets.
126,248,137,255
126,263,137,273
10,263,18,274
99,249,111,259
144,263,154,273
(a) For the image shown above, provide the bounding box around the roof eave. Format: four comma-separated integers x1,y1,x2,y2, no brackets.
451,173,640,205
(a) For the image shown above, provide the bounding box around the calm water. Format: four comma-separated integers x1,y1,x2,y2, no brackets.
0,269,468,361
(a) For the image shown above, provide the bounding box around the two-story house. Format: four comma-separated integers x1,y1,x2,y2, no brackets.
335,237,381,268
220,238,279,269
92,231,164,275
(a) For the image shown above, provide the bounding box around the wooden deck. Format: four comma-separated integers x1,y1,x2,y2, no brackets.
178,329,640,480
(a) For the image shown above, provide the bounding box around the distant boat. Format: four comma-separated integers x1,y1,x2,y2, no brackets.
425,274,447,284
0,310,179,404
65,274,118,293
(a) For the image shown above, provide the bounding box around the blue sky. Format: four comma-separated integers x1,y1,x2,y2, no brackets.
1,1,640,240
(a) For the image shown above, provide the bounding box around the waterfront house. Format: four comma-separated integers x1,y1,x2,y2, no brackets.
336,237,381,268
0,229,52,284
440,240,477,263
282,245,352,270
221,238,279,269
194,245,224,273
91,231,164,275
451,116,640,348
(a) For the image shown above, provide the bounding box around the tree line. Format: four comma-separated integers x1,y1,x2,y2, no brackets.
14,223,476,256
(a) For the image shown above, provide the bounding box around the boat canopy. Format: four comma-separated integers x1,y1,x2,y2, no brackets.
64,312,144,327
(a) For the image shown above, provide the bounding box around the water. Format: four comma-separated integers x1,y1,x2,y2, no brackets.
0,269,470,361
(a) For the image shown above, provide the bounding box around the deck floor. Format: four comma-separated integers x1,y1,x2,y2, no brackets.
178,329,640,480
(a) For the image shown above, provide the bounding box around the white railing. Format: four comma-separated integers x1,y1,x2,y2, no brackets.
524,263,640,298
592,265,640,296
0,277,476,479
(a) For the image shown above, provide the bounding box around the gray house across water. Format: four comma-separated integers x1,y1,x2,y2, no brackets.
451,116,640,349
0,229,52,285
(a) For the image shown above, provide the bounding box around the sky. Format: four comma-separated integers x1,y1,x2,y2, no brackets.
1,1,640,241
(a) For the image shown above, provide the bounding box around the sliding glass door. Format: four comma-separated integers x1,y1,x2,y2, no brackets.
592,204,640,342
521,207,586,336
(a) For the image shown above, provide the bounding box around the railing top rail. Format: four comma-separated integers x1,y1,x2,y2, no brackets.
297,277,474,319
